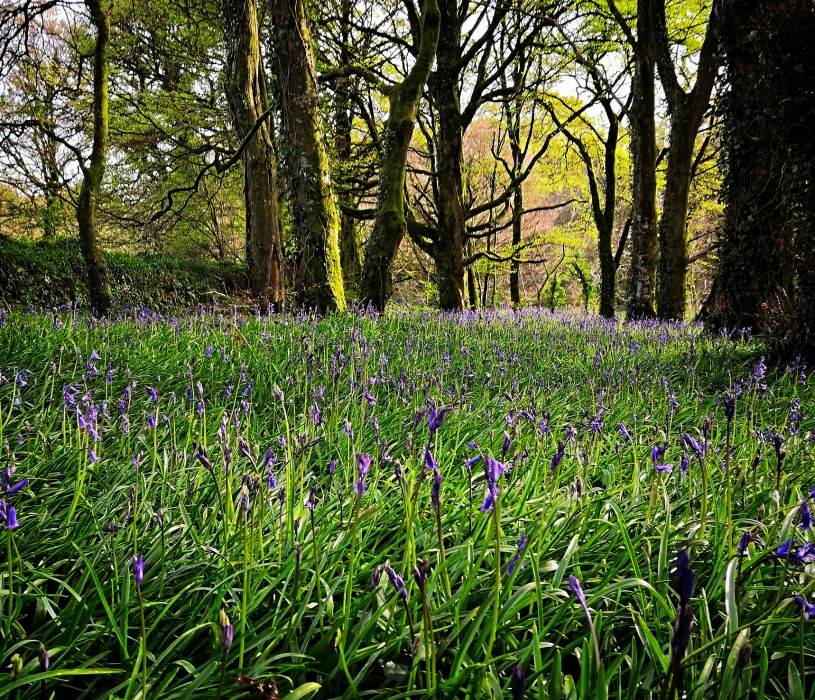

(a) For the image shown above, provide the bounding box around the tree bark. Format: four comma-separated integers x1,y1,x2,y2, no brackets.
269,0,345,312
624,0,658,319
334,0,362,293
222,0,284,304
429,0,465,310
653,0,718,320
508,114,523,307
76,0,112,314
359,0,441,311
703,0,814,360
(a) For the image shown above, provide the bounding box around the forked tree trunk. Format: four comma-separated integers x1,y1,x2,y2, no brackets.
269,0,345,312
222,0,284,305
76,0,112,314
625,0,658,319
359,0,441,311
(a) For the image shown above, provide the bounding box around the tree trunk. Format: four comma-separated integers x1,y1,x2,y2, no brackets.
359,0,441,311
429,0,465,311
625,0,658,319
652,0,718,320
334,0,362,293
269,0,345,312
655,103,697,320
508,123,524,306
222,0,284,304
76,0,112,314
703,0,813,357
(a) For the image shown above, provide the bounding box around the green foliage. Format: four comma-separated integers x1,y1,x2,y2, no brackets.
0,236,246,309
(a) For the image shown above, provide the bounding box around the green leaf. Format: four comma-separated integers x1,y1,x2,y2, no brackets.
553,534,580,589
283,682,321,700
789,662,805,700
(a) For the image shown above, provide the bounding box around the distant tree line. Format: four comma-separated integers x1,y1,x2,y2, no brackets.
0,0,813,353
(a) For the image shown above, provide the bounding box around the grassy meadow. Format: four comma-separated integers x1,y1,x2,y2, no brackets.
0,306,813,699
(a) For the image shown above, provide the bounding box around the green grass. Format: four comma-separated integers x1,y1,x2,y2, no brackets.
0,236,247,310
0,307,812,699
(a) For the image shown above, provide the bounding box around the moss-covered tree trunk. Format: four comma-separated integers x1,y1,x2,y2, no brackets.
653,0,718,320
625,0,658,319
429,0,465,310
334,0,362,293
222,0,284,305
75,0,112,314
359,0,441,312
269,0,345,312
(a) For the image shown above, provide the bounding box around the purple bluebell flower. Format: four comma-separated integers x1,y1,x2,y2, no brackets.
1,503,19,529
655,464,673,473
428,406,452,435
147,414,156,429
618,423,632,441
507,533,528,576
502,431,513,459
38,644,49,672
801,500,812,531
431,468,442,512
682,434,704,459
218,610,233,654
0,469,27,496
424,449,438,471
550,441,566,473
738,530,752,555
510,666,525,700
794,596,815,619
676,548,694,604
384,564,407,601
354,452,371,496
652,444,668,464
146,386,158,405
306,485,317,511
89,448,99,463
464,454,482,471
132,555,144,588
724,394,736,423
329,459,337,476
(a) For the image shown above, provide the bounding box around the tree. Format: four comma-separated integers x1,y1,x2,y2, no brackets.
607,0,658,319
269,0,345,312
704,0,815,359
652,0,718,320
221,0,284,303
357,0,440,311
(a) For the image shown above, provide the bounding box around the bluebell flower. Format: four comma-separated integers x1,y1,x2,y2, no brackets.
132,555,144,588
384,564,407,601
431,469,442,512
510,665,525,700
794,596,815,619
618,423,632,441
506,534,528,576
428,406,452,435
801,500,812,531
550,441,566,473
218,610,233,654
738,530,752,555
676,548,694,604
464,454,482,471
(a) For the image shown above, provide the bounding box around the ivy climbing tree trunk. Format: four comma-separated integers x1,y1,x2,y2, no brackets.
76,0,112,314
653,0,718,320
359,0,441,312
222,0,284,305
703,0,814,360
270,0,345,312
620,0,658,319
